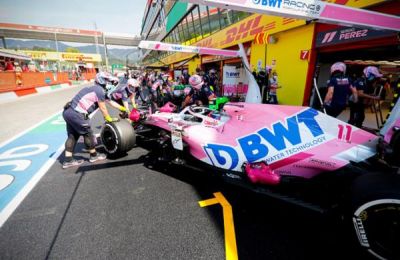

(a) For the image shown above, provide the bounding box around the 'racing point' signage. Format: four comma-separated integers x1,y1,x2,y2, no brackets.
315,27,397,47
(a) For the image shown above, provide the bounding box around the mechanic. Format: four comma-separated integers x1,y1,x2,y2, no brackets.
348,66,382,128
324,62,358,118
182,75,216,108
62,72,128,169
204,69,219,96
181,69,190,85
268,71,281,104
107,76,141,118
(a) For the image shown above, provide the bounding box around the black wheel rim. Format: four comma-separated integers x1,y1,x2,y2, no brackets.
102,125,118,153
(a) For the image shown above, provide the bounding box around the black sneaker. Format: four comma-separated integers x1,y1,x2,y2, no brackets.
89,153,107,163
62,159,84,169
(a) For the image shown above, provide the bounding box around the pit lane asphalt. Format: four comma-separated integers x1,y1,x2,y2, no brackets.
0,86,373,259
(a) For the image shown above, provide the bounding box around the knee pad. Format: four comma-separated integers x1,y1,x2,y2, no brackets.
65,134,77,153
84,133,96,150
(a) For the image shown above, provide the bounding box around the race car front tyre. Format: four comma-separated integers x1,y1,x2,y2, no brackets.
101,120,136,156
350,172,400,260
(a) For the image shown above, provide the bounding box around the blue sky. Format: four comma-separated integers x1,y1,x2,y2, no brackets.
0,0,147,35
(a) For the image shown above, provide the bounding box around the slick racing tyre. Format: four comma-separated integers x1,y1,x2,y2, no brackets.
350,173,400,260
101,120,136,156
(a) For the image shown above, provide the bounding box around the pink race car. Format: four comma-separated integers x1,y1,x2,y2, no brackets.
101,100,400,260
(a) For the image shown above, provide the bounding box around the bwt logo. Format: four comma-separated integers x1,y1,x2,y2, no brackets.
172,46,183,51
204,108,325,170
252,0,282,8
226,72,240,78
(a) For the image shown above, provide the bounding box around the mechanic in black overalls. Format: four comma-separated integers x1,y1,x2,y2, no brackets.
348,66,382,127
182,75,216,108
62,72,128,169
324,62,358,118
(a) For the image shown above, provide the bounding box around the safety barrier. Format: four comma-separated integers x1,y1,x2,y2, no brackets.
0,71,96,93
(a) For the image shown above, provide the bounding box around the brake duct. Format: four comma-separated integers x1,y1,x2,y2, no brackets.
244,162,280,185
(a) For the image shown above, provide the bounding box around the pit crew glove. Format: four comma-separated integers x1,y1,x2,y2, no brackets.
119,106,128,112
105,115,119,123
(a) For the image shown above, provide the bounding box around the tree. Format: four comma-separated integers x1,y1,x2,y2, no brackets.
65,47,81,53
32,46,55,52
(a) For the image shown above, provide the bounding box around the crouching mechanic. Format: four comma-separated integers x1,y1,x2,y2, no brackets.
107,77,140,118
182,75,216,108
62,72,128,169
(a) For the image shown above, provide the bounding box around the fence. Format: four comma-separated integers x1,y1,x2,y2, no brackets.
0,71,96,93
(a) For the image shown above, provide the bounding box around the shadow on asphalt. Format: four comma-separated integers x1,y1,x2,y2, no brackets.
139,149,373,260
53,138,373,260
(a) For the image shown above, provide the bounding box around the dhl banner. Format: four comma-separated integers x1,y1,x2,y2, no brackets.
21,51,102,62
148,0,388,67
150,14,305,66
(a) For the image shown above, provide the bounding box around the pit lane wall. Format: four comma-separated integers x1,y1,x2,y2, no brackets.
146,0,387,106
0,71,95,92
0,71,96,102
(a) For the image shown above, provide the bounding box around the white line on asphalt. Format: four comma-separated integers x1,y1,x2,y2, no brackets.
0,111,65,227
0,108,104,227
0,110,63,148
0,82,91,105
0,145,65,228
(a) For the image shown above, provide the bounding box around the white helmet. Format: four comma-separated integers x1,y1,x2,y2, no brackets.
189,75,203,90
363,66,383,80
95,72,112,86
330,62,346,74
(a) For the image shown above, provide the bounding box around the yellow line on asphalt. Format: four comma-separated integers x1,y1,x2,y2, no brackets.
199,192,238,260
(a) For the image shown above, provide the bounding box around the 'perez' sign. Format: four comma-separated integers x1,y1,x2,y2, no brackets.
316,27,396,47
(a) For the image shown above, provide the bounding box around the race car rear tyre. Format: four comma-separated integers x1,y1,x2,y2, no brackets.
101,120,136,156
350,172,400,260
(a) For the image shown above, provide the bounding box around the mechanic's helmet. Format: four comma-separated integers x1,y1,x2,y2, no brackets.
363,66,383,81
209,69,216,74
183,87,191,96
129,108,141,122
189,75,204,90
95,72,112,87
183,69,188,74
330,62,346,75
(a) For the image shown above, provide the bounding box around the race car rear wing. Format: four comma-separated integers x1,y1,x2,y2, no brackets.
180,0,400,31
